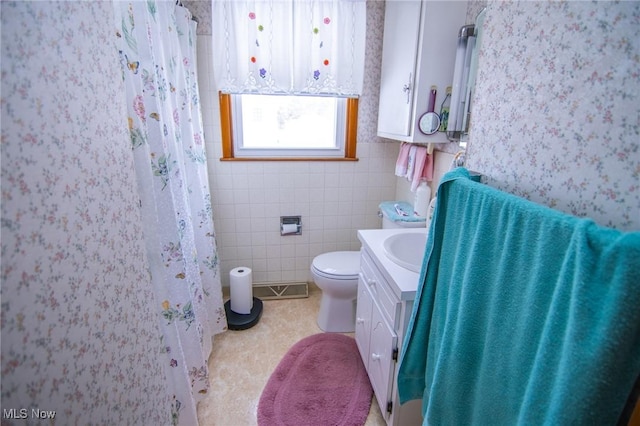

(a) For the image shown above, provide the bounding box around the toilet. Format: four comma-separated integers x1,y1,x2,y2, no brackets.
312,201,430,333
311,251,360,332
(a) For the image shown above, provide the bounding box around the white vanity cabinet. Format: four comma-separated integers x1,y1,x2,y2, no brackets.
356,229,426,426
377,1,467,144
356,251,399,417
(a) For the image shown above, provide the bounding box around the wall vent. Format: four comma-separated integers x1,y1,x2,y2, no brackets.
252,282,309,300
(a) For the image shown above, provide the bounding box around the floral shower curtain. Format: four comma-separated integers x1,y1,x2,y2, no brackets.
113,2,226,424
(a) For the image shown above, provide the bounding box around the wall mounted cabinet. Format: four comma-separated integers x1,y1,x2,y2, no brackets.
377,1,467,144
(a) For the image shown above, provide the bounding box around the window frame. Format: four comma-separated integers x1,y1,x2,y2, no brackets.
219,92,358,161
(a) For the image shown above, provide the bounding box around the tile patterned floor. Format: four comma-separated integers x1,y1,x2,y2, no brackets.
197,285,386,426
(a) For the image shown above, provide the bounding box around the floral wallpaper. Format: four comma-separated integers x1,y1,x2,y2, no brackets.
1,1,170,423
467,1,640,231
184,0,211,35
356,0,386,146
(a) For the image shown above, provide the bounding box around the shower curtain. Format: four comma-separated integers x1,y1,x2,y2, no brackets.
113,2,226,424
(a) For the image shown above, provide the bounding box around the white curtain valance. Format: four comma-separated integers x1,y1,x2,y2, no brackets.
212,0,366,96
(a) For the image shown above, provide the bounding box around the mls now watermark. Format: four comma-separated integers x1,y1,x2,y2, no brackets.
3,408,57,420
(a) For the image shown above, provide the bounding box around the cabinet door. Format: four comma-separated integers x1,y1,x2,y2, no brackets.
368,305,398,421
355,275,373,369
377,0,422,137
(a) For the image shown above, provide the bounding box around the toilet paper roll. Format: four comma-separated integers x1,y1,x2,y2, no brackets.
281,223,298,234
230,267,253,314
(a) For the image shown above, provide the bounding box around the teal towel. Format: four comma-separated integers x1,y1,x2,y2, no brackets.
397,168,640,425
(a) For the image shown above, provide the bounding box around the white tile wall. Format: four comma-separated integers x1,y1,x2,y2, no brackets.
197,20,400,286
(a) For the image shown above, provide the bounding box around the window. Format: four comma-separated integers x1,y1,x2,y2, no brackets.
212,1,365,160
219,93,358,161
238,94,340,152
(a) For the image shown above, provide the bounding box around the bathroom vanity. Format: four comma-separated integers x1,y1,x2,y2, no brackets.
356,229,427,426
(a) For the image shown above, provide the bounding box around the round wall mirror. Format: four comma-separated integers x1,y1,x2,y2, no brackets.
418,111,441,135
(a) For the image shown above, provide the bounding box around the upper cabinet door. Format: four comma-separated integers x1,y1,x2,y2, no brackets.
377,1,467,144
377,1,422,138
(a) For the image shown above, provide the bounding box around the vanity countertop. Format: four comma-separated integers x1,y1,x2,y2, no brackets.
357,228,427,301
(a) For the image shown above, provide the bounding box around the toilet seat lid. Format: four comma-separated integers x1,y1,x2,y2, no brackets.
312,251,360,277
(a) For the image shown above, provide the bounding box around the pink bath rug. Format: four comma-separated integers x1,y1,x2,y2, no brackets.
257,333,373,426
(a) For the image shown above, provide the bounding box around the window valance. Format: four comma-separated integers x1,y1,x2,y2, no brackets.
212,0,367,96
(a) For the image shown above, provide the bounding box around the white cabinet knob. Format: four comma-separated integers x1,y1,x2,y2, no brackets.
367,278,376,286
356,317,365,324
371,353,381,361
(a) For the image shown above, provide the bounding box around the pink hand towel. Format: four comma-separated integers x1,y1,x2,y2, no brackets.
395,142,411,177
410,147,434,192
406,145,418,180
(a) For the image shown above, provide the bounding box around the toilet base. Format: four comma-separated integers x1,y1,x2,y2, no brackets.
317,294,356,332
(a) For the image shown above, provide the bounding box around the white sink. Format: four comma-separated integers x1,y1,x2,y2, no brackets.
382,232,428,273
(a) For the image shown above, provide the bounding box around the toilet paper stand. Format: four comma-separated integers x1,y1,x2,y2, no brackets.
225,266,263,330
224,298,263,330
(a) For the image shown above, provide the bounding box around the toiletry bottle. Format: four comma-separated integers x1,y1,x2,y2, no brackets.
439,86,452,132
414,182,431,217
